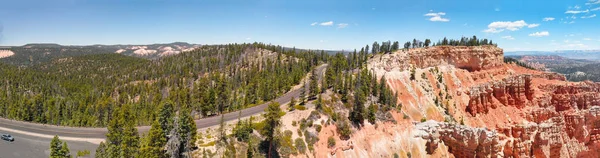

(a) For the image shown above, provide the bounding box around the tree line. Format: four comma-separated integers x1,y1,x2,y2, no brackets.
368,35,497,54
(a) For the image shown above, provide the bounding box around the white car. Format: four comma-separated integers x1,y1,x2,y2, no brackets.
1,134,14,142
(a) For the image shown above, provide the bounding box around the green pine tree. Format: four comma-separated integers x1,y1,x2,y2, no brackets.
262,102,282,157
59,142,71,158
178,107,197,156
138,119,167,158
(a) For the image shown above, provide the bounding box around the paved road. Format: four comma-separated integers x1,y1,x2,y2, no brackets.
0,64,326,158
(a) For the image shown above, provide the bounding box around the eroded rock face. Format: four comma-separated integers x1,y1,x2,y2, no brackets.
368,45,504,72
414,121,502,158
360,45,600,158
466,75,534,116
409,46,504,71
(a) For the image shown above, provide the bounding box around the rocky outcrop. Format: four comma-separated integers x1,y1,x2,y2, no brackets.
414,121,502,157
409,46,504,71
0,50,14,58
466,75,534,115
368,46,504,72
362,45,600,158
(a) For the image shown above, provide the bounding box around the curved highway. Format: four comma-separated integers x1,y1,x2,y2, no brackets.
0,64,326,158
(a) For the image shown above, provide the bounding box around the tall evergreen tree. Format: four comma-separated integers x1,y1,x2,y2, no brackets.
119,104,140,158
158,101,174,137
60,142,71,158
178,108,197,157
139,119,167,158
262,102,282,158
315,94,323,111
299,81,306,105
50,135,70,158
350,83,366,126
309,69,319,99
289,97,296,111
96,142,108,158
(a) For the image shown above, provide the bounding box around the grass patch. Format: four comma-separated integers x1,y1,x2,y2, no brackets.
77,150,91,157
294,105,307,110
199,141,216,147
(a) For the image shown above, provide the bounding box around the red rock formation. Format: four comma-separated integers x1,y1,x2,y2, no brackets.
409,46,504,71
369,45,504,72
466,75,534,115
415,121,502,158
368,45,600,158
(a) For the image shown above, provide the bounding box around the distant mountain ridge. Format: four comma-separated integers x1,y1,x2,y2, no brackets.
506,50,600,60
0,42,202,66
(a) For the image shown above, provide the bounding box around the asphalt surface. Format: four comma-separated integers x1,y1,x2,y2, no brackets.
0,64,326,158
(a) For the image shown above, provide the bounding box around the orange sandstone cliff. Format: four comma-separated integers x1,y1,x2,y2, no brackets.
319,45,600,157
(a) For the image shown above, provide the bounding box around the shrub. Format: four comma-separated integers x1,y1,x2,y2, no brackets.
278,130,297,156
295,138,307,154
327,136,336,148
420,117,427,122
251,121,266,134
304,132,319,152
410,67,416,80
367,104,377,124
233,120,253,142
77,150,91,157
294,105,307,110
297,129,303,137
292,121,297,127
336,120,352,140
315,125,322,132
299,118,307,130
199,141,216,147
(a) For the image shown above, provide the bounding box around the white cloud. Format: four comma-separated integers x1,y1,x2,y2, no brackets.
569,21,576,24
586,0,600,5
482,20,528,33
245,37,251,40
424,12,450,22
581,14,597,18
310,22,318,26
565,9,589,14
584,38,592,40
501,36,515,40
320,21,333,26
529,31,550,37
337,23,348,28
592,7,600,11
483,28,503,33
574,5,581,9
429,16,450,22
495,8,501,11
424,12,446,16
543,17,555,21
528,24,540,28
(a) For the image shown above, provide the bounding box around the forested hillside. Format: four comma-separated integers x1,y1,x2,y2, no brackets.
0,43,324,127
1,45,113,66
0,42,201,66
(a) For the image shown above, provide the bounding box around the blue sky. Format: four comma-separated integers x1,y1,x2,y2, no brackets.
1,0,599,51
